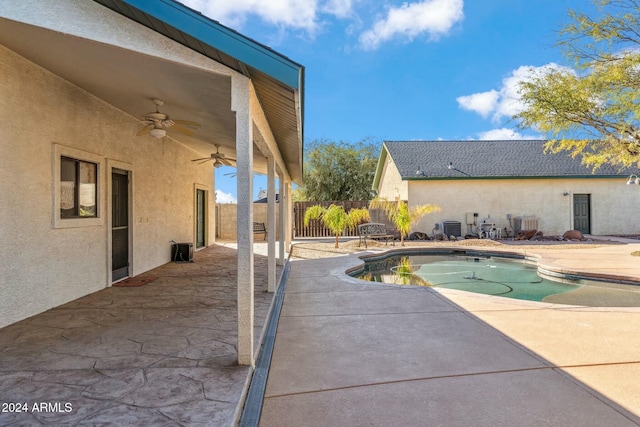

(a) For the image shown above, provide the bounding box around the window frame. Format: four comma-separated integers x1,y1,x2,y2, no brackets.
52,144,103,229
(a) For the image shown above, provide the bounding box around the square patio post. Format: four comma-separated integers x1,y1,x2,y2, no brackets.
267,155,276,292
278,170,285,265
286,181,293,248
232,74,254,367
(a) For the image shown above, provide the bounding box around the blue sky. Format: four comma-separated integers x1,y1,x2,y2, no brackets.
180,0,599,202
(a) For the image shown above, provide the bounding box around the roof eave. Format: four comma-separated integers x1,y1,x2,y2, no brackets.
372,142,389,191
112,0,303,89
404,175,628,181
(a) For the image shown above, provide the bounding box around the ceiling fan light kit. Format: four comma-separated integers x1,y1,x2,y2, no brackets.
192,144,236,167
149,128,166,139
137,98,201,138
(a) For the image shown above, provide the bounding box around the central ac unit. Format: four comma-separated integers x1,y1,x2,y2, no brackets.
523,217,539,231
443,221,462,237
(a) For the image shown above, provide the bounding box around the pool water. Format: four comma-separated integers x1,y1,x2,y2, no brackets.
353,254,578,302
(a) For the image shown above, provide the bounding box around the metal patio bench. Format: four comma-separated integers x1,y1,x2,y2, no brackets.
357,223,394,248
253,222,267,240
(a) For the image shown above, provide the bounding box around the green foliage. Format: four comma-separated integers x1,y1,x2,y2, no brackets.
304,204,370,248
516,0,640,169
297,139,379,201
369,198,440,246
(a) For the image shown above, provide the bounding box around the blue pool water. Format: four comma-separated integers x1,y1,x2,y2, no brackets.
353,254,578,302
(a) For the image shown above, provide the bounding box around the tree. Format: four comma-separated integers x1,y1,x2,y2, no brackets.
369,198,440,246
516,0,640,170
303,204,370,248
297,139,379,201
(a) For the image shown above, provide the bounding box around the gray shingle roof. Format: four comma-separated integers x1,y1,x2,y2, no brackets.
384,140,632,179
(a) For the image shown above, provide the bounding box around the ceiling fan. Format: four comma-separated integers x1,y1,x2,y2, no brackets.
192,144,236,168
137,98,201,138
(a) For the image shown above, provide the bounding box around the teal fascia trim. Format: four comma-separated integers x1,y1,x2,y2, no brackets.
119,0,303,89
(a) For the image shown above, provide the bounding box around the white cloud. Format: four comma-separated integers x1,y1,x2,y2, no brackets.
359,0,464,50
215,189,237,204
321,0,356,18
456,90,498,118
476,128,540,140
457,63,575,122
180,0,357,33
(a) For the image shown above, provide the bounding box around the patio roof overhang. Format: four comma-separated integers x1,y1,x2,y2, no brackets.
0,0,304,182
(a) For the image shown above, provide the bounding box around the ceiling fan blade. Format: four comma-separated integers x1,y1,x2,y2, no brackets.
174,119,201,127
137,123,153,136
221,158,235,166
171,124,196,136
191,157,212,162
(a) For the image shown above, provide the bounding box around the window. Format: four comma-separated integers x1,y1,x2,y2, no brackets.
60,156,97,218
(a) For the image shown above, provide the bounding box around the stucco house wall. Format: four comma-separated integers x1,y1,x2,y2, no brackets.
377,156,408,201
0,45,215,328
407,177,639,236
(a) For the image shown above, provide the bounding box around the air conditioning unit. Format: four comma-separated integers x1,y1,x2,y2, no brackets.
513,217,522,234
513,216,539,233
443,221,462,237
523,217,539,231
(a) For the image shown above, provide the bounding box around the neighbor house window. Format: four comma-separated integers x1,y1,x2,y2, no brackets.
60,156,97,218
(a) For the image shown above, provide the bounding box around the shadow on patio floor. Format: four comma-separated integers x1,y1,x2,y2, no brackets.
0,244,279,426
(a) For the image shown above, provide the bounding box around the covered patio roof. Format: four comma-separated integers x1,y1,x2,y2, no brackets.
0,0,304,181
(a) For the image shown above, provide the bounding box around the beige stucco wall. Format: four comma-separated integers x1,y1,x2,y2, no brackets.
407,178,640,237
377,155,408,200
0,45,215,328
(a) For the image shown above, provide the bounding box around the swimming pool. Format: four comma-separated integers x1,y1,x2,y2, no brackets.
350,250,640,306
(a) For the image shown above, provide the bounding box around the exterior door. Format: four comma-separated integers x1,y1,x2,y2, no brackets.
573,194,591,234
112,170,129,281
196,189,206,248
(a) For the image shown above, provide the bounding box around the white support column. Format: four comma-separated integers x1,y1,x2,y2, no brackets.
278,172,286,266
267,156,276,292
232,75,254,367
286,181,293,248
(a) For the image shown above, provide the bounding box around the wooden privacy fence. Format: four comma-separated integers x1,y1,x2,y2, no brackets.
293,201,397,238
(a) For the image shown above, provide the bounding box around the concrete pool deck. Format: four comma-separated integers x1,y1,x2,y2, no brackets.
2,238,640,425
259,239,640,426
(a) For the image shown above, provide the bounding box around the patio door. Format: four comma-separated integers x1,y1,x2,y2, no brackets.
112,169,130,281
573,194,591,234
196,188,206,249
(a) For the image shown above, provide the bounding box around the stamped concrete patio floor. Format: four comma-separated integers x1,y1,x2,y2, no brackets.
0,243,280,426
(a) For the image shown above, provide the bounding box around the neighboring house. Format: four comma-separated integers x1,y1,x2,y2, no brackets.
254,188,280,203
373,140,638,238
0,0,304,366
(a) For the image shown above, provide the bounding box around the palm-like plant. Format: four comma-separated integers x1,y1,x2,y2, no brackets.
304,204,370,248
369,198,440,246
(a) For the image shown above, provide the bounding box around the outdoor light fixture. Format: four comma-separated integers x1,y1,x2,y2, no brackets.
627,174,640,185
149,128,166,139
448,162,471,177
213,159,223,168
